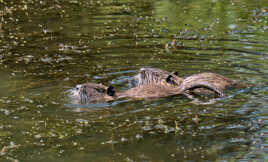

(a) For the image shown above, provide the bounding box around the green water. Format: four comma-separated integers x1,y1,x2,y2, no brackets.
0,0,268,161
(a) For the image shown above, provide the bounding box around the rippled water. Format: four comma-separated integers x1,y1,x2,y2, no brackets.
0,0,268,161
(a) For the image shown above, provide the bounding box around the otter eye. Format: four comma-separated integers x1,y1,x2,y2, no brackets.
107,86,115,96
166,75,172,83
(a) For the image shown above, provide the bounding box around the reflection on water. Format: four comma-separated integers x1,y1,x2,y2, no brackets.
0,0,268,161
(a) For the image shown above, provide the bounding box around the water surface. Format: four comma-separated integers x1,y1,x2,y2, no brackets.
0,0,268,161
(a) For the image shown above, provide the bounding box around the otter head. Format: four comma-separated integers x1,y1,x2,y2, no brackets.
129,68,184,89
70,83,115,103
133,68,181,86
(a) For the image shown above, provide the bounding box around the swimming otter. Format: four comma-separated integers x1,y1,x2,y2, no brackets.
130,68,231,95
70,68,182,103
119,73,224,99
69,83,115,103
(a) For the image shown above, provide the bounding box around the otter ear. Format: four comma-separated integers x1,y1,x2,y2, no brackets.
173,72,178,76
166,75,173,84
107,86,115,96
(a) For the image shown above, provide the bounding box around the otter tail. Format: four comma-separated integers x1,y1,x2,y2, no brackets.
181,80,225,97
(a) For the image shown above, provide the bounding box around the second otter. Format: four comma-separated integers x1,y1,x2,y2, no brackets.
130,68,234,95
120,69,224,99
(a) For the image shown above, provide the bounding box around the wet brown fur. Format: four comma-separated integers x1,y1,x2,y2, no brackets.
182,72,236,95
118,80,181,99
117,81,223,99
120,68,225,99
